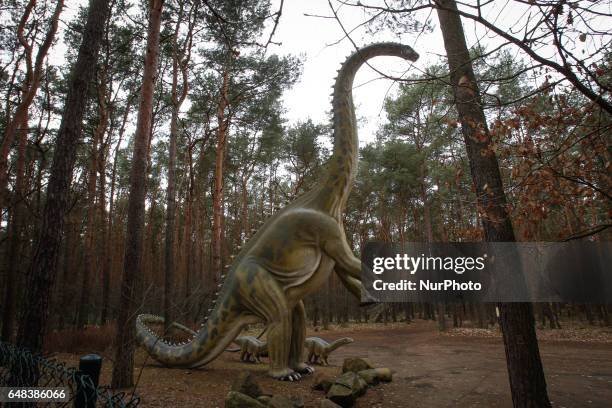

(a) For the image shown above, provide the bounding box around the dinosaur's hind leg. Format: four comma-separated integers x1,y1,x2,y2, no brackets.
289,301,314,375
267,308,300,380
239,262,301,381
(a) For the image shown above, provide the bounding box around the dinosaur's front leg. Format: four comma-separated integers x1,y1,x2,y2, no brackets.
289,301,314,375
325,238,379,305
307,350,314,364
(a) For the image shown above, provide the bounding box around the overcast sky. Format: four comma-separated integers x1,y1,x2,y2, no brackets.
259,0,542,143
265,0,607,143
54,0,447,144
50,0,605,145
269,0,443,143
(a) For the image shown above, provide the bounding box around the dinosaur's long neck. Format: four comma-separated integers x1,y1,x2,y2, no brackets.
327,338,351,352
317,43,418,217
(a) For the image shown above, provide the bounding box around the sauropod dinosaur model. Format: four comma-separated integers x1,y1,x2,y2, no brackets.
136,42,419,381
233,336,268,363
305,337,354,366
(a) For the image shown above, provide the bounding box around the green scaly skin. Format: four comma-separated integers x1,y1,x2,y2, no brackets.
233,336,268,363
136,42,419,381
305,337,354,366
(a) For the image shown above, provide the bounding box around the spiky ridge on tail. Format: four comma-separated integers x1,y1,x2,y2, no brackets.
135,307,247,368
135,274,256,368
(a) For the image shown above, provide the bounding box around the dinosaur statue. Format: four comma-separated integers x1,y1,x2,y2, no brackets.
233,336,268,363
305,336,354,366
136,42,419,381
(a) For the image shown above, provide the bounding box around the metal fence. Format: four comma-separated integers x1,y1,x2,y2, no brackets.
0,341,140,407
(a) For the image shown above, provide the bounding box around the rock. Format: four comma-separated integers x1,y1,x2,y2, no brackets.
326,372,368,407
312,372,334,392
225,391,266,408
326,382,354,408
336,372,368,398
341,358,374,374
231,371,262,399
357,368,393,385
320,399,342,408
268,395,303,408
256,395,272,405
290,395,305,408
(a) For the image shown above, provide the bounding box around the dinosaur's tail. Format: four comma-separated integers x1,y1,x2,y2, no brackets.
136,303,254,368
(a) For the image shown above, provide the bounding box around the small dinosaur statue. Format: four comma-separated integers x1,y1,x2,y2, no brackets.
233,336,268,363
305,337,354,366
136,42,419,381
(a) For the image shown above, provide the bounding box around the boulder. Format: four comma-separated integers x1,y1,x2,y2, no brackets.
231,371,262,399
336,372,368,398
326,372,368,407
268,395,304,408
357,368,394,385
312,372,334,392
341,358,374,374
225,391,266,408
320,399,342,408
290,395,305,408
326,382,354,408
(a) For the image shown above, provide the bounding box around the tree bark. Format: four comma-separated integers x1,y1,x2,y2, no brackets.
435,1,550,406
77,80,107,328
111,0,164,388
212,66,231,281
163,52,179,332
1,110,28,342
164,2,191,330
15,0,110,352
101,97,132,325
0,0,64,210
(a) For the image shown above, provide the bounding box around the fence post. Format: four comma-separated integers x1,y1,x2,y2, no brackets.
74,354,101,408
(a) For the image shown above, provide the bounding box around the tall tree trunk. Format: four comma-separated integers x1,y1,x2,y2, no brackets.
77,86,107,328
58,211,80,330
15,0,110,352
212,66,231,281
164,70,179,331
240,178,250,239
435,1,550,406
111,0,164,388
164,4,191,329
101,98,131,325
0,0,63,210
1,111,28,341
420,167,446,331
97,131,108,325
183,195,193,304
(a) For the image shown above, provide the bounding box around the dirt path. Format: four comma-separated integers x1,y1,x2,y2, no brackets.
330,322,612,408
59,321,612,407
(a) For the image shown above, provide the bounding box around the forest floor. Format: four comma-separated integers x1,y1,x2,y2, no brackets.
54,320,612,407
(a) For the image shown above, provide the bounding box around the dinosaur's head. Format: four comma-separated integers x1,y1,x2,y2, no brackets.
340,337,354,345
358,42,419,64
397,44,420,62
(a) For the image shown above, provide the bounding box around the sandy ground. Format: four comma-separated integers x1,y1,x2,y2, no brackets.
55,321,612,407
